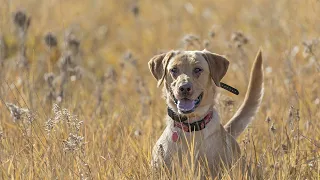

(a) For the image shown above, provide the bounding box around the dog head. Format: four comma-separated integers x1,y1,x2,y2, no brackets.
148,50,229,117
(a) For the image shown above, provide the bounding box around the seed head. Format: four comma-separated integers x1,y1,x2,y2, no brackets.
122,51,137,67
68,37,80,49
44,32,58,48
6,103,29,122
52,104,60,115
302,39,319,57
68,66,84,80
65,31,80,51
231,31,249,47
16,54,29,69
58,54,74,72
13,10,31,30
208,29,215,38
131,4,139,17
44,118,55,135
203,40,210,49
104,67,117,82
123,51,132,61
265,116,271,123
182,34,200,46
63,133,84,152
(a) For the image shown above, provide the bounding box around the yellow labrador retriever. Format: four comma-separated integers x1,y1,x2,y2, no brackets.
148,49,264,178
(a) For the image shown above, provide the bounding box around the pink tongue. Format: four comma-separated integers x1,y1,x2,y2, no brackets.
177,99,195,112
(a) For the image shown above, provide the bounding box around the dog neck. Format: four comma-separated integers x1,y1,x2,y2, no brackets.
168,107,214,132
166,107,222,137
167,104,213,122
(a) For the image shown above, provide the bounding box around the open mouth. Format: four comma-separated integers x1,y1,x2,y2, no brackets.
172,92,203,114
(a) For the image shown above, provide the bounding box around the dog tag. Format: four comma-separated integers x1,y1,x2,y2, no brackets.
172,131,179,142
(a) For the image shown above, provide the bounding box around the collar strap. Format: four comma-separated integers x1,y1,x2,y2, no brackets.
220,82,239,95
167,108,213,132
167,107,188,122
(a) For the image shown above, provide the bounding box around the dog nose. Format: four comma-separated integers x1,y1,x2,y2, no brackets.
179,83,193,94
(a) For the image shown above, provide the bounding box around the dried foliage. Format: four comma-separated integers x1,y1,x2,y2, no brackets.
0,0,319,179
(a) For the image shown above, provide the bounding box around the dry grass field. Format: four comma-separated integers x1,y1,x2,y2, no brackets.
0,0,320,179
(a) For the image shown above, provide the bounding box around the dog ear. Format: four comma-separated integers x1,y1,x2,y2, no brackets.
148,51,174,87
201,50,229,87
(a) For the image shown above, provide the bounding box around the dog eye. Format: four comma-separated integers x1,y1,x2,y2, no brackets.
170,67,178,74
194,68,203,74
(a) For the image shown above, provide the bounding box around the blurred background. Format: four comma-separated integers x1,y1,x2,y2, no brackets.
0,0,319,179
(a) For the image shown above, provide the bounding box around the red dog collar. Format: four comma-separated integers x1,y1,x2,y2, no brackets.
172,111,213,132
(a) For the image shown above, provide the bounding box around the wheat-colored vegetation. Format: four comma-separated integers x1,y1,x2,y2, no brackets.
0,0,320,179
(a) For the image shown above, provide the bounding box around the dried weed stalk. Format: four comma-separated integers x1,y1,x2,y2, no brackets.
0,34,8,66
13,10,30,69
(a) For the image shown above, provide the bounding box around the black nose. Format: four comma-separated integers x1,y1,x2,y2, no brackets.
179,82,193,94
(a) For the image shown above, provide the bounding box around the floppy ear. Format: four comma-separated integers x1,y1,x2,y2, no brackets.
201,50,229,87
148,51,174,87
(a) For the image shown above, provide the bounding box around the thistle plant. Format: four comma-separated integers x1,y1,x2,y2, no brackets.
121,51,137,68
229,31,250,80
44,72,57,103
46,104,83,134
63,30,82,66
181,34,201,50
63,133,84,152
120,51,137,84
104,66,117,83
44,32,60,72
43,104,90,178
5,102,35,136
136,76,151,117
6,102,30,123
51,30,85,103
0,1,319,179
13,10,30,69
231,31,249,48
131,3,140,17
96,66,117,112
302,39,320,71
44,32,58,48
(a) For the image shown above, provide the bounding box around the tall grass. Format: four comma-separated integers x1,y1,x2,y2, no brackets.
0,0,319,179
